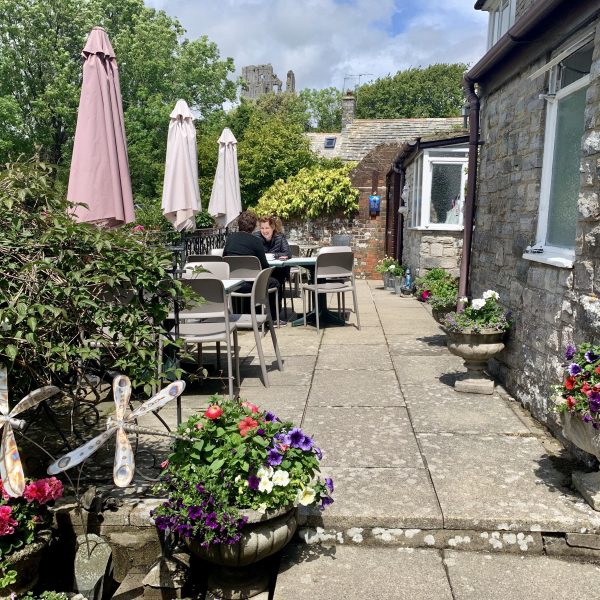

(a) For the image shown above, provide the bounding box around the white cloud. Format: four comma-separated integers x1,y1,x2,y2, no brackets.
145,0,488,91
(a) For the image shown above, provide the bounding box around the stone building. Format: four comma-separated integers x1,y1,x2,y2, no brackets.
306,92,463,277
241,64,295,99
464,0,600,430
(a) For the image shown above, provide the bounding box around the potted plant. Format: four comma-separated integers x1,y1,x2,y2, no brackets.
554,343,600,510
0,477,63,597
441,290,512,394
415,268,458,322
375,256,400,290
390,264,406,294
151,397,333,598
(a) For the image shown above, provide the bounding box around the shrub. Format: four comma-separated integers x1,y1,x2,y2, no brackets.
415,268,458,311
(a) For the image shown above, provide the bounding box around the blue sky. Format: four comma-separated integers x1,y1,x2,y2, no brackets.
145,0,488,91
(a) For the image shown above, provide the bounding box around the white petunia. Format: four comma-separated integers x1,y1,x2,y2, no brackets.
258,477,273,493
257,466,273,479
272,470,290,487
471,298,486,310
482,290,499,300
257,503,268,514
296,486,316,506
458,296,469,304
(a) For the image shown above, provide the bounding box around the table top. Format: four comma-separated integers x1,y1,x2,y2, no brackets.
268,257,317,267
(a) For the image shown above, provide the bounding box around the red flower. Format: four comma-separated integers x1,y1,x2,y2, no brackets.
0,505,17,536
241,401,259,413
565,377,576,390
238,417,258,437
23,477,63,505
420,290,431,301
567,396,576,409
205,405,223,420
131,224,145,232
160,459,169,469
582,382,591,394
596,366,600,375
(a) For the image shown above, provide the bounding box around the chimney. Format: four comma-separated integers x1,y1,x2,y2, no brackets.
341,90,356,131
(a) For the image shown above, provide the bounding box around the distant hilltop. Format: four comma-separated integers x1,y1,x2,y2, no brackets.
241,64,296,99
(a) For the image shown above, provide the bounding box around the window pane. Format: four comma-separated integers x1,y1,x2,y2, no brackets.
546,86,587,248
560,42,593,89
430,163,463,224
427,150,468,158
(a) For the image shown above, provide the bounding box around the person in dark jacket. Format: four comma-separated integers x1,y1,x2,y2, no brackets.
255,216,291,300
223,211,282,322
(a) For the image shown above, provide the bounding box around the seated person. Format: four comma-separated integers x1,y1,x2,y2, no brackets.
255,216,291,296
223,211,282,323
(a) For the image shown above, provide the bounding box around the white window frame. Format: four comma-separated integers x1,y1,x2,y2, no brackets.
527,60,591,268
486,0,517,49
409,148,468,231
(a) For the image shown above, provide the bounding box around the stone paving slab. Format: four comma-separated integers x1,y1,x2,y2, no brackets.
387,333,449,355
273,546,453,600
235,385,308,424
302,407,424,468
308,369,404,407
393,354,465,384
300,467,442,528
403,386,530,434
240,355,317,387
320,325,385,345
257,333,322,356
443,550,600,600
418,433,600,533
315,344,393,370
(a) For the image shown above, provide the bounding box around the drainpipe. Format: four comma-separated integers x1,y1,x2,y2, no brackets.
395,164,405,264
458,74,480,302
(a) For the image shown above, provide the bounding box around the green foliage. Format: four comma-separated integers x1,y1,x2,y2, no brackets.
0,160,192,398
255,163,358,219
415,268,458,311
442,291,511,333
356,63,468,119
374,256,400,274
21,593,69,600
0,0,236,201
237,114,316,207
132,199,214,232
299,87,342,132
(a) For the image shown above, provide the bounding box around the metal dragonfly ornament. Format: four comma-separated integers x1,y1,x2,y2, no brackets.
48,375,186,488
0,365,61,497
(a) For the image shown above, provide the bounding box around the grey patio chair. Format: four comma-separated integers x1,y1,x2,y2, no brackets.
186,254,223,263
224,255,280,327
301,250,361,334
183,261,230,280
230,268,283,387
173,277,240,400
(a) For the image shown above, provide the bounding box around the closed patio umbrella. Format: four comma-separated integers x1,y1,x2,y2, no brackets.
162,99,200,232
68,27,135,227
208,128,242,228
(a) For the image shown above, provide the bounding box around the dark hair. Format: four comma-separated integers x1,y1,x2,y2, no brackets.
237,211,257,233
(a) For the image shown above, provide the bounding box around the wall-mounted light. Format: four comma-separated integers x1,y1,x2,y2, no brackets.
369,194,381,215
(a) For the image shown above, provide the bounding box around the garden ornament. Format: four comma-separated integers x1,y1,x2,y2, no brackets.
0,364,61,497
48,375,187,487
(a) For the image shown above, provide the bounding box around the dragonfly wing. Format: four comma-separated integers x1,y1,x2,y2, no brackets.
113,375,131,421
113,428,134,487
0,366,8,416
129,381,185,420
47,428,116,475
0,424,24,497
10,385,60,417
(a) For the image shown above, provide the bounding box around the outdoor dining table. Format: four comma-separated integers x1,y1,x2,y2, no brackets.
268,257,345,328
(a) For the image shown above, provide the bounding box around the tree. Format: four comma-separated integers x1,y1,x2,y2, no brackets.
300,88,342,132
0,0,236,199
355,64,467,119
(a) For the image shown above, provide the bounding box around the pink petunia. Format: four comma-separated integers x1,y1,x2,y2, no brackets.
0,505,18,536
24,477,63,505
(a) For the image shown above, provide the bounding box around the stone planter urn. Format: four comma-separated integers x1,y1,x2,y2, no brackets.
187,505,297,599
559,411,600,511
0,530,51,599
445,329,505,394
432,307,454,324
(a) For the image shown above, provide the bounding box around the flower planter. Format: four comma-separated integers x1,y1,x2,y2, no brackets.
432,307,454,324
559,411,600,511
445,329,505,394
187,506,297,599
0,530,51,599
384,273,395,291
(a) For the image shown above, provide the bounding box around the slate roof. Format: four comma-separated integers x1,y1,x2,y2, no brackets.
307,118,464,163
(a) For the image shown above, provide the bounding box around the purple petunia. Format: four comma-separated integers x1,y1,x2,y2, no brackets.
585,350,598,363
299,435,314,451
565,344,576,360
247,474,260,490
275,432,291,445
289,428,305,448
257,428,265,436
265,411,279,422
320,496,334,510
583,414,592,423
325,477,334,493
204,512,219,529
569,363,582,376
267,448,283,466
188,505,203,520
314,447,323,460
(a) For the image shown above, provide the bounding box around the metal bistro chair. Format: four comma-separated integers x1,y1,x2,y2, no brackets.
301,251,361,334
230,268,283,387
174,277,240,400
224,255,280,327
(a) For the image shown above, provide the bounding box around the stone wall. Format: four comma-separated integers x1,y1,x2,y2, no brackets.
470,21,600,430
